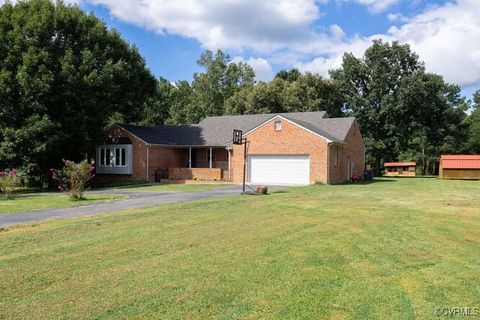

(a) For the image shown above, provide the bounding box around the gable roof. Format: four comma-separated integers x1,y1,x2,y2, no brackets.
441,155,480,169
384,162,416,167
117,111,356,147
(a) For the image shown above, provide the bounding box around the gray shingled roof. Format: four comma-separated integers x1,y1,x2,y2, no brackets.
119,111,355,147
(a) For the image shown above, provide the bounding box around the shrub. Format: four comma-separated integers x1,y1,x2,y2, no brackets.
51,160,95,200
0,169,21,199
17,164,45,188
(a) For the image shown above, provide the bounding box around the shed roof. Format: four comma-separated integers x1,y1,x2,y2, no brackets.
384,162,416,167
441,155,480,169
118,111,356,147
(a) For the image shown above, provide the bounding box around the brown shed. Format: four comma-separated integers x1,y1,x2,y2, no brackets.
384,162,416,176
439,155,480,180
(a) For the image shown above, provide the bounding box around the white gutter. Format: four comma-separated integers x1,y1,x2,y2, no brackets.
327,142,331,184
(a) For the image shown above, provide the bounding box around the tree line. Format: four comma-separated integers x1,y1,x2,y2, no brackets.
1,0,479,185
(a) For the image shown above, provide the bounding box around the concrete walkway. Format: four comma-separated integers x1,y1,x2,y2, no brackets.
0,185,252,228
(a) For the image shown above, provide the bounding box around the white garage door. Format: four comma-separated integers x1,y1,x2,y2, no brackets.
249,155,310,185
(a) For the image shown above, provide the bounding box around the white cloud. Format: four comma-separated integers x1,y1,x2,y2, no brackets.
387,13,408,22
338,0,400,13
4,0,479,89
88,0,320,52
232,57,274,82
298,0,480,87
385,0,480,87
330,24,346,39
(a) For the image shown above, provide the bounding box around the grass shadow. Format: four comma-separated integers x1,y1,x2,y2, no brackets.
340,178,397,186
270,190,290,194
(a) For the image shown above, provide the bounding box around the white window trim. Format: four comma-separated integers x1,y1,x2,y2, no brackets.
274,120,282,131
96,144,132,175
98,146,128,168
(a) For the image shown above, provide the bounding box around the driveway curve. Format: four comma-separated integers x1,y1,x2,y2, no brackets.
0,185,248,228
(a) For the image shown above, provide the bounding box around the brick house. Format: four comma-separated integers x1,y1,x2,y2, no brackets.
96,111,365,185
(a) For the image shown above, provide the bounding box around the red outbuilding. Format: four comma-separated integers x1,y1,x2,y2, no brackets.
439,155,480,180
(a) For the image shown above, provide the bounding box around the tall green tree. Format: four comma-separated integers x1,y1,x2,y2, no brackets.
0,0,156,184
141,77,175,125
187,50,255,123
225,78,288,115
164,81,195,125
466,90,480,153
275,69,301,82
225,72,344,116
331,40,468,174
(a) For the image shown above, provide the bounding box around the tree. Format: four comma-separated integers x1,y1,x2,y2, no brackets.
331,40,468,174
187,50,255,123
466,90,480,153
0,0,156,184
283,72,344,116
141,78,175,125
225,71,344,117
165,81,195,125
225,78,288,115
275,69,301,82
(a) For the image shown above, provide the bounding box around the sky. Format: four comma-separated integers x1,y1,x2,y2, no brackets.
2,0,479,98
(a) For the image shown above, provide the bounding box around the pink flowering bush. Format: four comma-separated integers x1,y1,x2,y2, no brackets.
0,168,20,199
51,160,95,200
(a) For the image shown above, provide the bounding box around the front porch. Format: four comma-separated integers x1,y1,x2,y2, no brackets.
156,147,232,182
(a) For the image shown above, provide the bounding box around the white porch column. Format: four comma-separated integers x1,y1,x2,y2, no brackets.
209,147,213,168
188,147,192,168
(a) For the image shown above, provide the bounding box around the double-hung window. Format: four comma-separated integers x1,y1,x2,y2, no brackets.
96,144,132,174
98,147,127,167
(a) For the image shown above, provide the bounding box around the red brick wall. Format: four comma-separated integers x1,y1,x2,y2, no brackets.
146,147,186,182
328,120,365,184
169,168,222,180
95,125,148,182
95,125,186,182
232,118,329,184
231,118,365,184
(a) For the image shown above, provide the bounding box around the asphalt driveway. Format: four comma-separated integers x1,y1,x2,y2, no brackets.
0,185,259,228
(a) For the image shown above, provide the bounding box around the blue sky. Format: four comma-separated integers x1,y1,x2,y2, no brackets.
12,0,480,98
79,1,442,80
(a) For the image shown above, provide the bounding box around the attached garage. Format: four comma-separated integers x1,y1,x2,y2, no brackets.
248,155,310,185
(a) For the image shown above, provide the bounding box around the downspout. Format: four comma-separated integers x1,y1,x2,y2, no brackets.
146,144,150,182
326,142,331,184
363,145,366,179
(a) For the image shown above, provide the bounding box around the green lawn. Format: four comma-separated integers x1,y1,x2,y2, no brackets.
113,183,230,192
1,178,479,319
0,194,124,215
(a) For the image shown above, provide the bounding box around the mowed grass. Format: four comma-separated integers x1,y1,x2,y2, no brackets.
1,178,479,319
0,194,124,215
114,183,230,192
